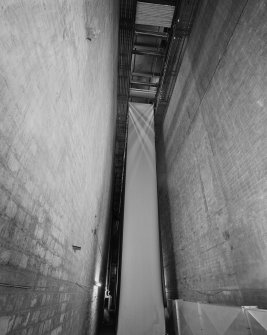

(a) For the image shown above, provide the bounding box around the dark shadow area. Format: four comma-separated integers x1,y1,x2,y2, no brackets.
98,325,116,335
165,300,178,335
98,308,116,335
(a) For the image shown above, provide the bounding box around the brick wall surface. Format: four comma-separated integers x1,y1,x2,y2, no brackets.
0,0,119,334
157,0,267,307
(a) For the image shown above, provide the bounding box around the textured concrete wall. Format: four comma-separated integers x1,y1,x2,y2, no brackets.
157,0,267,307
0,0,118,334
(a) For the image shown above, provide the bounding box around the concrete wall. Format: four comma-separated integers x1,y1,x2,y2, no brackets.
157,0,267,307
0,0,118,334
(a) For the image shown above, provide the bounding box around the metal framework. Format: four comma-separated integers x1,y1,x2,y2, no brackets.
106,0,200,321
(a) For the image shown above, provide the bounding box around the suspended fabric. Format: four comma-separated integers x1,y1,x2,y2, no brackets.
117,103,165,335
173,300,267,335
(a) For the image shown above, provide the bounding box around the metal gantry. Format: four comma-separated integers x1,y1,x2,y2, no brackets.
107,0,200,320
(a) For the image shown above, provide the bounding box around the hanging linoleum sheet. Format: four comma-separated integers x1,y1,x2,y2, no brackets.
117,103,165,335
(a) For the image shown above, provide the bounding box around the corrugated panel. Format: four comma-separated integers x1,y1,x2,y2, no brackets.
136,2,175,27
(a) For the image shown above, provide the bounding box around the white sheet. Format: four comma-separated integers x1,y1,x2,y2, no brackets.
117,103,165,335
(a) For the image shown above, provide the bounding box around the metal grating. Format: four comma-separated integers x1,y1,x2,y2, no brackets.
155,0,200,131
136,2,175,27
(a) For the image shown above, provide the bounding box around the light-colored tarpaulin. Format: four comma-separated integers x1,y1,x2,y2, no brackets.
173,300,267,335
117,103,165,335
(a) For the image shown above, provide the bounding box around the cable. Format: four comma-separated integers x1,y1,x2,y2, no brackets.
0,281,93,292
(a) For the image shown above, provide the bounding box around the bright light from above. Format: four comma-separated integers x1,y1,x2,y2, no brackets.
94,281,102,287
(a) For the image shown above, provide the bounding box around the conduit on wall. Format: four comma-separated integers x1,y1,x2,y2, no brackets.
117,103,165,335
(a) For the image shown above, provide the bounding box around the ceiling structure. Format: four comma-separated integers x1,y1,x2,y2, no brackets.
106,0,199,316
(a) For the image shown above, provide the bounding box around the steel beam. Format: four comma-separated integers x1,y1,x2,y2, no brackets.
131,81,158,87
130,88,156,99
132,71,161,78
134,44,165,52
132,49,165,57
135,30,169,39
137,0,176,5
